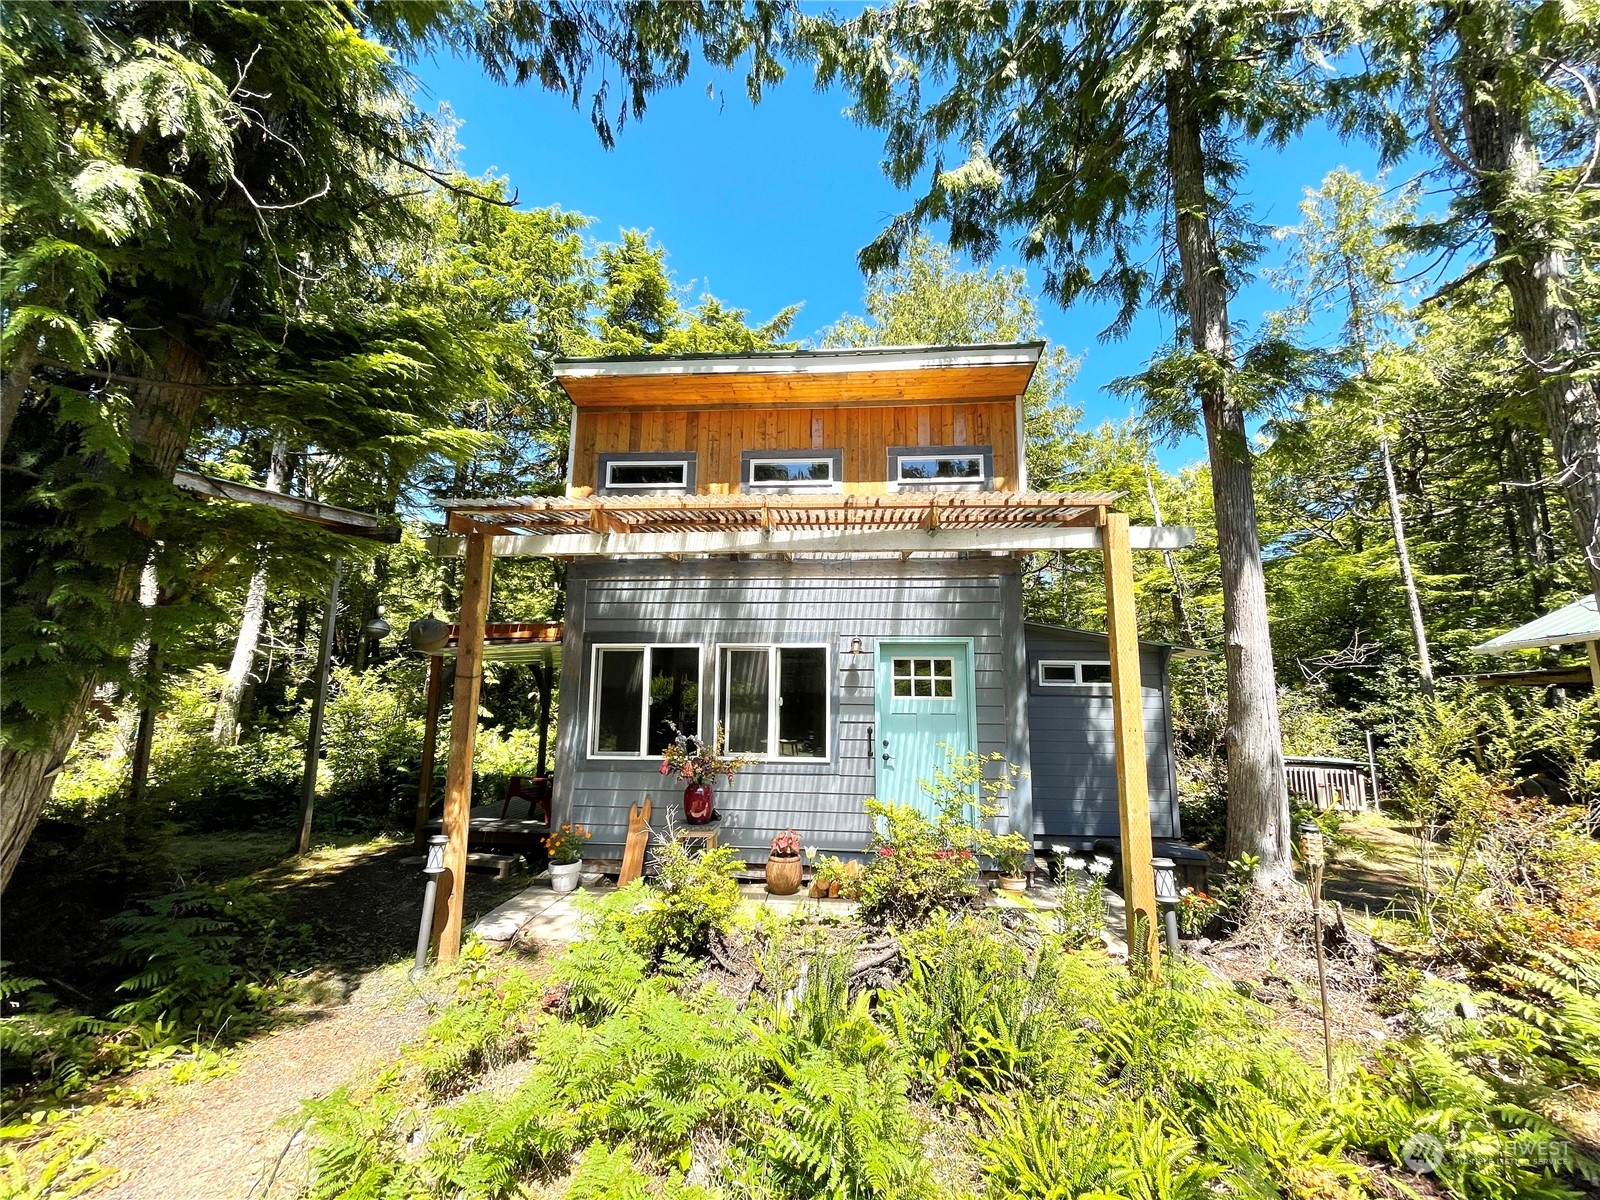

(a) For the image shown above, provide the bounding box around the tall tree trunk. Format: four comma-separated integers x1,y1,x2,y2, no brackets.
1456,9,1600,602
1340,251,1437,694
1166,54,1292,885
1378,432,1435,694
1,338,39,455
1,334,214,892
212,439,287,744
114,561,163,757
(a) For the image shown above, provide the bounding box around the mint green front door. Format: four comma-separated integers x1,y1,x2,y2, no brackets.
874,641,976,813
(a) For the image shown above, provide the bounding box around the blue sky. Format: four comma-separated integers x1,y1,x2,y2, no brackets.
413,52,1406,470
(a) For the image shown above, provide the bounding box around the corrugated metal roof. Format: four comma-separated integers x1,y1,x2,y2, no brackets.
1471,593,1600,654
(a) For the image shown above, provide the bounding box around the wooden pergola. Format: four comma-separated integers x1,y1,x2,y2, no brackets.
426,491,1192,968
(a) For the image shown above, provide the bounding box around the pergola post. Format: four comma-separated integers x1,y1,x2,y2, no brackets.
413,652,445,848
432,529,494,962
1102,510,1161,974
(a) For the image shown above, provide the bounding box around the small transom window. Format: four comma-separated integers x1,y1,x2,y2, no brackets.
750,458,834,486
896,455,983,483
1038,660,1113,686
892,656,955,698
605,460,688,490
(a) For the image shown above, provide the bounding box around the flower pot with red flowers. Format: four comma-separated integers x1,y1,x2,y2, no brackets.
544,823,590,893
766,828,802,895
659,726,752,825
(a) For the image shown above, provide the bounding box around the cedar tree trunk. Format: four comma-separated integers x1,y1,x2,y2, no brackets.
0,333,215,891
1166,53,1294,885
1457,13,1600,601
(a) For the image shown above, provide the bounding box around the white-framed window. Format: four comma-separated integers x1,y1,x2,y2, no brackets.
741,450,842,494
1037,660,1113,687
717,644,830,760
603,459,690,490
887,444,992,491
895,454,983,483
588,643,702,757
749,457,836,488
891,655,957,699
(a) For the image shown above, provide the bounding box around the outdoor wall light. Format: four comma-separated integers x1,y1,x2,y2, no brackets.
849,637,863,656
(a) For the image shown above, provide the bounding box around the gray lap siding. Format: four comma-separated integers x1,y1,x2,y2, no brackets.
553,557,1032,860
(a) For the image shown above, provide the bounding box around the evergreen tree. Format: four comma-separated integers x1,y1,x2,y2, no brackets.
802,0,1362,883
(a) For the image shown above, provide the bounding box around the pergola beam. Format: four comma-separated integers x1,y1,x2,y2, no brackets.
428,524,1193,559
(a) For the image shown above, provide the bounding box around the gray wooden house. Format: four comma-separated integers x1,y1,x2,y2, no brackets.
425,343,1192,961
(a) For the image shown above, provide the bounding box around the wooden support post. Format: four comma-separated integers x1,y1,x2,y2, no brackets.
535,649,552,778
413,653,445,848
433,531,494,962
1102,511,1161,974
1589,639,1600,692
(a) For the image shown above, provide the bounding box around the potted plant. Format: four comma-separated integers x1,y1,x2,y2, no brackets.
544,823,590,893
766,828,803,895
660,726,751,825
994,834,1030,893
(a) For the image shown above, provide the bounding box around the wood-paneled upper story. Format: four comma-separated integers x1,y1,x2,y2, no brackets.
554,343,1041,497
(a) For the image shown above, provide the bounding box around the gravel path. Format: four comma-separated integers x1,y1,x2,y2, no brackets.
74,839,535,1200
83,966,431,1200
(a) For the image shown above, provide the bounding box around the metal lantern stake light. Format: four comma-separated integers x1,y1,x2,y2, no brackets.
413,834,448,979
1151,856,1182,958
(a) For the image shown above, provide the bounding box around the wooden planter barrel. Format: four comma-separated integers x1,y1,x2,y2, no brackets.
765,854,802,895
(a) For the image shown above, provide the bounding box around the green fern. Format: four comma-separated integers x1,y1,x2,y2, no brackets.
763,1049,927,1199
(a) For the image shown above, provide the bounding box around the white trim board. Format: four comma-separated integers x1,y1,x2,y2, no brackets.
429,525,1195,559
553,344,1043,380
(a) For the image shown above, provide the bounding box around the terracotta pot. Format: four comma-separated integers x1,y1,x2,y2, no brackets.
766,854,802,895
828,880,841,898
683,782,715,825
808,879,827,898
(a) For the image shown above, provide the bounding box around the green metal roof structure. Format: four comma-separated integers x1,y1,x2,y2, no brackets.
1470,593,1600,654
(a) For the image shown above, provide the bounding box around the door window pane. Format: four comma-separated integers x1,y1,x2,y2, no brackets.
646,646,700,754
777,648,827,758
722,648,770,755
892,656,955,699
594,649,644,753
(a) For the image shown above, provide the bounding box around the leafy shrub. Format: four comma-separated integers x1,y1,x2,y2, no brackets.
859,749,1022,926
314,665,423,827
637,840,743,956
